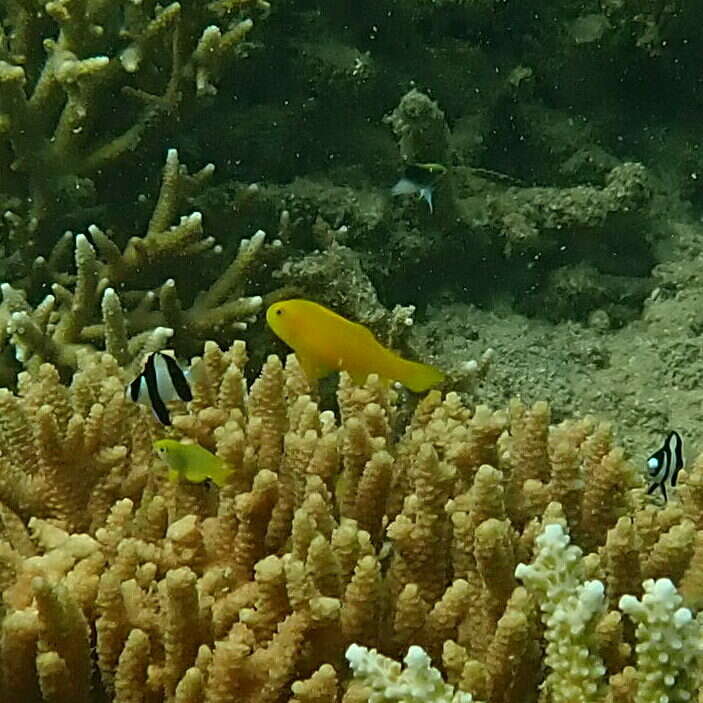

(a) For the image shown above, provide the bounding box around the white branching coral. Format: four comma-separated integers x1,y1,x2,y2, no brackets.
515,520,607,703
619,578,702,703
345,644,476,703
517,521,703,703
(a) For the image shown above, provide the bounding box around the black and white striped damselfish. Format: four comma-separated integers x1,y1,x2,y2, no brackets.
646,430,684,501
127,352,193,425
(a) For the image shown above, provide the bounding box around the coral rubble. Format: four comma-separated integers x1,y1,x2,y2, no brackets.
0,344,701,701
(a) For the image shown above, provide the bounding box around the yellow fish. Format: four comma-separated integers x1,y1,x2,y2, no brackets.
153,439,232,487
266,299,444,392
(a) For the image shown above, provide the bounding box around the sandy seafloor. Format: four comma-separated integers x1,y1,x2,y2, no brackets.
410,217,703,468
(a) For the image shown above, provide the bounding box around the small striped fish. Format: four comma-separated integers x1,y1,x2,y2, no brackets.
646,430,684,502
127,352,193,425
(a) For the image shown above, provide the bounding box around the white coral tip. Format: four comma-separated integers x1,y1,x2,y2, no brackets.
673,608,692,627
404,645,430,669
345,643,365,669
618,594,638,612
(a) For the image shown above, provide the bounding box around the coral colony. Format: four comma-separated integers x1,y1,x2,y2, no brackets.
1,0,703,701
0,346,701,700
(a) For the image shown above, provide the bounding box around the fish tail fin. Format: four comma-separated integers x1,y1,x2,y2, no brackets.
397,358,445,393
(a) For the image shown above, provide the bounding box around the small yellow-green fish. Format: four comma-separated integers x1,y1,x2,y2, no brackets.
266,299,444,392
153,439,232,487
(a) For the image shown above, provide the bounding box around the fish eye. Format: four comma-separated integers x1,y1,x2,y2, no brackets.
276,309,282,316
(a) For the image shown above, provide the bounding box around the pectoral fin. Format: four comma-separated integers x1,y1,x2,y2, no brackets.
184,466,210,484
296,352,335,382
167,468,180,483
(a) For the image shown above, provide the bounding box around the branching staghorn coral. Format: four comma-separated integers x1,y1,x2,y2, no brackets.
516,520,703,703
0,0,269,243
345,644,474,703
620,578,702,703
0,344,702,701
0,149,276,381
515,522,608,702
